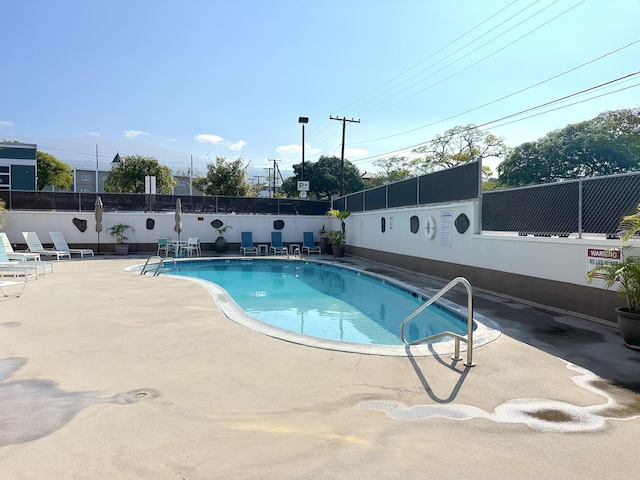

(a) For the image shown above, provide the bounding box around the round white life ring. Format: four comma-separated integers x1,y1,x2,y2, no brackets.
425,216,436,239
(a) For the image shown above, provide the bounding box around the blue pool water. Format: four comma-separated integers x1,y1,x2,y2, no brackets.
167,259,473,346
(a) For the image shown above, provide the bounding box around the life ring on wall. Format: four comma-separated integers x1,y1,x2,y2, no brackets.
425,216,436,239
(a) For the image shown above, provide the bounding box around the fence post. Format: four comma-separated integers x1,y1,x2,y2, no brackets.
578,178,583,239
475,158,482,234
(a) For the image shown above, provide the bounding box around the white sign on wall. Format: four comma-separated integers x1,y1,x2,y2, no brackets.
440,211,452,248
587,248,621,280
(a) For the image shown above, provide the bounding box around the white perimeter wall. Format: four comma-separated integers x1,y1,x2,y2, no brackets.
1,204,623,291
347,200,623,289
1,211,329,247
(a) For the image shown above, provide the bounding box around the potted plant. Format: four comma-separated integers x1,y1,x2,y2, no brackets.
588,204,640,350
326,230,346,257
214,225,232,253
319,224,328,244
326,209,351,257
107,223,135,255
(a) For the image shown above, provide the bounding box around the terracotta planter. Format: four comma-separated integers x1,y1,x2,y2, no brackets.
616,307,640,350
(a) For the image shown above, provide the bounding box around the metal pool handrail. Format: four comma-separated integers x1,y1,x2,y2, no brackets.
399,276,476,367
140,256,176,276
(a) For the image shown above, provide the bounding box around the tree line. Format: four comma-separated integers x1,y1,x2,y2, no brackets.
6,107,639,197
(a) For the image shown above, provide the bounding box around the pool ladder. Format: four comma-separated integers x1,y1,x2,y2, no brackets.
140,256,176,276
399,277,476,367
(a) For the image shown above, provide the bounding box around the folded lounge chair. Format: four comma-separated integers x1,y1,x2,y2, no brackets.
240,232,258,256
22,231,71,260
302,232,321,254
0,232,41,261
270,231,288,255
49,231,94,258
0,241,52,277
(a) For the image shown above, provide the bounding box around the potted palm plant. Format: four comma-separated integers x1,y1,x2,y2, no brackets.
214,226,232,253
588,204,640,350
325,230,346,257
326,209,350,257
107,223,135,255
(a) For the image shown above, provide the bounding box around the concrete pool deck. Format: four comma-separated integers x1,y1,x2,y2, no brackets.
1,254,639,479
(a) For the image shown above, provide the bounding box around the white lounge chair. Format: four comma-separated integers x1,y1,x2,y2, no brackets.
0,241,52,277
240,232,258,256
49,231,94,258
22,232,71,260
0,232,41,261
0,243,39,282
0,280,27,298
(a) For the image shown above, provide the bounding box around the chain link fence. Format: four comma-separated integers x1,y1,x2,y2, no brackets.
482,172,640,237
0,191,330,216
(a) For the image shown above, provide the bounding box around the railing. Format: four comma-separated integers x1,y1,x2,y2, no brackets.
140,256,176,276
399,277,475,367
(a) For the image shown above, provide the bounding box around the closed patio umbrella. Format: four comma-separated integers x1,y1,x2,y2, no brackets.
95,196,104,255
174,198,182,242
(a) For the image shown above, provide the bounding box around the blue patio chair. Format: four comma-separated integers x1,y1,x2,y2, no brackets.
270,231,287,255
240,232,258,256
302,232,321,254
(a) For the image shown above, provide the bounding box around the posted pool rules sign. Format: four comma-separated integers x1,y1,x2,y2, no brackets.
587,248,621,280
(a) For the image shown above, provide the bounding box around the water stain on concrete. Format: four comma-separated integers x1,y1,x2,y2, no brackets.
0,358,156,447
360,362,640,433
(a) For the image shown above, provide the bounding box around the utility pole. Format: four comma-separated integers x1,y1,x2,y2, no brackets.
272,158,280,197
264,167,273,197
330,116,360,196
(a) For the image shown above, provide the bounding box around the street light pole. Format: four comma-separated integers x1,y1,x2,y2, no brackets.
298,117,309,181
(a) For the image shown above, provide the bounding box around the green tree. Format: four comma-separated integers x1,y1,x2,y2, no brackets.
192,156,250,196
103,154,175,194
281,155,364,199
369,155,415,186
498,108,640,187
411,124,507,176
36,151,74,190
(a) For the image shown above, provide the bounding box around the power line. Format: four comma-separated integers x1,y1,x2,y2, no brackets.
358,0,585,118
348,72,640,164
350,38,640,146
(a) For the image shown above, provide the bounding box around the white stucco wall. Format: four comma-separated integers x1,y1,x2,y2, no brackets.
346,201,624,289
1,205,624,291
1,211,327,247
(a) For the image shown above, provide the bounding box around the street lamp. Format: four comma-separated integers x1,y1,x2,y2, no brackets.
298,117,309,180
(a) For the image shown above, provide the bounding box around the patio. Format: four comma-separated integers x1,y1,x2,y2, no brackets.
0,255,639,479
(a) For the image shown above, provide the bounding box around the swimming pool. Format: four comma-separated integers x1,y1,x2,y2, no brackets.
155,258,500,356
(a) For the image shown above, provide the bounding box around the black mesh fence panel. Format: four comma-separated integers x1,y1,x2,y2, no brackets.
419,162,479,204
482,182,579,235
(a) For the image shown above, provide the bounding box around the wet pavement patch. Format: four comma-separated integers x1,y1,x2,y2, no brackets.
0,357,156,447
525,409,574,423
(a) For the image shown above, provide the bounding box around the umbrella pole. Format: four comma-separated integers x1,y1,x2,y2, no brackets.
97,232,100,255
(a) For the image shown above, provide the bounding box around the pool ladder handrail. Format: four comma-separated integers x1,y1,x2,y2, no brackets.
399,276,476,367
140,256,176,276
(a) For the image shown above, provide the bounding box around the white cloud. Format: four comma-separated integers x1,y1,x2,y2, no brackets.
276,143,322,157
344,147,368,158
194,134,224,144
124,130,149,139
228,140,247,151
276,144,300,156
0,120,14,127
86,131,101,137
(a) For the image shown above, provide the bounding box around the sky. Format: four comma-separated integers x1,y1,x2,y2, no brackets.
1,0,639,180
